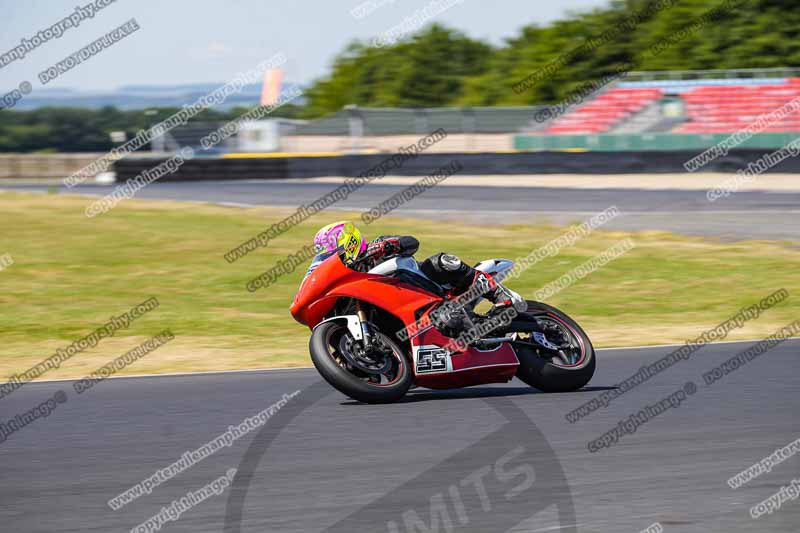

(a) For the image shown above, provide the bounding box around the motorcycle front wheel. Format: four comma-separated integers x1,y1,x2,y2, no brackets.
309,320,413,404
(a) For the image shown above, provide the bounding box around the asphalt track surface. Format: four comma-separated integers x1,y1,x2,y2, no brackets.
2,338,798,532
4,180,800,241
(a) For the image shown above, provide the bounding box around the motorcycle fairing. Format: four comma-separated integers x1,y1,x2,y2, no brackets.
292,251,519,389
410,327,519,389
292,252,440,328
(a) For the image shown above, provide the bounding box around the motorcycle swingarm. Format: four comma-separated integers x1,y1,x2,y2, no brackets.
509,339,562,356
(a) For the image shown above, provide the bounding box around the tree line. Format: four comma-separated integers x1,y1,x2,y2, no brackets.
1,0,797,152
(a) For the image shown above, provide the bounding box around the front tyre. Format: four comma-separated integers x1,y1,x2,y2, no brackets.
310,321,412,404
513,301,595,393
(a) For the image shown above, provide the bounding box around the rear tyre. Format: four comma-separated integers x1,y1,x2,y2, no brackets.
310,321,412,404
513,301,595,393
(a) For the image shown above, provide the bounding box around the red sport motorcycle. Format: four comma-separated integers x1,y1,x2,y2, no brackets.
290,250,595,403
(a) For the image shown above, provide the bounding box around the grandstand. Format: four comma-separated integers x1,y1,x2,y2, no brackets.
282,69,800,144
675,79,800,134
544,87,664,134
149,69,800,155
541,69,800,136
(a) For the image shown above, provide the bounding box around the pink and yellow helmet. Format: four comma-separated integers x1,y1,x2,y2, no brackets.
313,221,366,264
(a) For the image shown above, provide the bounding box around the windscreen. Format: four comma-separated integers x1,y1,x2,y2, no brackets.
303,250,337,280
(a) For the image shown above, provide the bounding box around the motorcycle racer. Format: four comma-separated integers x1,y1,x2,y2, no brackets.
295,221,596,403
311,221,526,334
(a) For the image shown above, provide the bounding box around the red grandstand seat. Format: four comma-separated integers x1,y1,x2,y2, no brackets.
676,80,800,134
544,86,664,134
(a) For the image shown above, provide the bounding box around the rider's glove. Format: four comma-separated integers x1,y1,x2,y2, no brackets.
366,237,401,260
365,241,386,259
382,239,398,256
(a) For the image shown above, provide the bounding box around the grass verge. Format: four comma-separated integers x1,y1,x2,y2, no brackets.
0,190,797,381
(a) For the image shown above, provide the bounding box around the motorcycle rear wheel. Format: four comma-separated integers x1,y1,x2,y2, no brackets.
512,300,596,393
310,321,412,404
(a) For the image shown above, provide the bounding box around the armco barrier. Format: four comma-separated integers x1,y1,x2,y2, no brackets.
113,149,800,181
0,153,109,180
114,156,288,181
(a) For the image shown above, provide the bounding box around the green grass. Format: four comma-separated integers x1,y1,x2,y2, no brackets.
1,190,798,380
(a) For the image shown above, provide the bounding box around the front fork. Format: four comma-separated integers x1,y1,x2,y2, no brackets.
356,303,373,351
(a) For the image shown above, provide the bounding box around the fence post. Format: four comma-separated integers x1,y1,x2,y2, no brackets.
345,104,364,153
462,107,476,151
415,108,428,135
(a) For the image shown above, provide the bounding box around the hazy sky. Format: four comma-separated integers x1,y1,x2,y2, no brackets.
0,0,609,92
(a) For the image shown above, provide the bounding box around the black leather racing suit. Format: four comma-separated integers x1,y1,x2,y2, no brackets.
360,236,500,302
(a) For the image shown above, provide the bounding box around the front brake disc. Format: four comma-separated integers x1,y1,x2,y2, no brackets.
338,336,392,375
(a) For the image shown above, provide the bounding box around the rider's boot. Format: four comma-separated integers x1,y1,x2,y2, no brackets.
435,272,527,341
466,271,527,314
